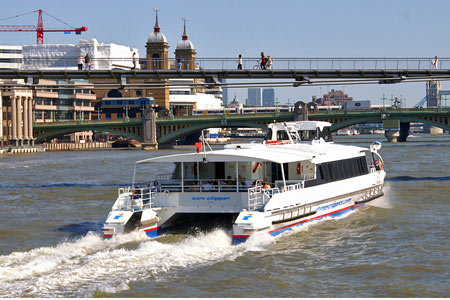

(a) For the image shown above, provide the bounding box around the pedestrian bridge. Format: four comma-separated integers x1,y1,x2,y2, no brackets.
1,57,449,82
33,108,450,144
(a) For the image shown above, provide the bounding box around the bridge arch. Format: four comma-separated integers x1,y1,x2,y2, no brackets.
35,127,142,142
329,115,450,133
158,121,268,144
330,116,381,132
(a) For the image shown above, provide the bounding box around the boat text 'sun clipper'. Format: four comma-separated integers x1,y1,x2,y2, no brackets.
102,121,386,244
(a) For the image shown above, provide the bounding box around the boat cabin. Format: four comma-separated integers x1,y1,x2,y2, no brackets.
265,121,333,144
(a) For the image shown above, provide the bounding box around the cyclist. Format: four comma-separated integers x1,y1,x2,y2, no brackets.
259,52,267,69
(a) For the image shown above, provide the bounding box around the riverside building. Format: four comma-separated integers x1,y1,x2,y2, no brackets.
33,79,96,142
0,79,33,147
0,45,23,70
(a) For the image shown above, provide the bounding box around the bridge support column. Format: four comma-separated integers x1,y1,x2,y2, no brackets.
398,122,410,142
294,101,308,121
383,119,400,143
142,108,158,150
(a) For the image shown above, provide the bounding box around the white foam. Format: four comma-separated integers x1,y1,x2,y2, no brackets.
0,229,267,297
368,182,393,209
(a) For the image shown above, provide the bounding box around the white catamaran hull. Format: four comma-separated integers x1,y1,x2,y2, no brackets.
232,182,384,244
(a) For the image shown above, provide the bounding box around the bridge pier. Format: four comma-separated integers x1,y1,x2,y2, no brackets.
142,108,158,150
398,122,410,142
385,129,400,143
383,119,400,143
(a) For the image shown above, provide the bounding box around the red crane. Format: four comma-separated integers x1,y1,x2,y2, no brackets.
0,9,87,44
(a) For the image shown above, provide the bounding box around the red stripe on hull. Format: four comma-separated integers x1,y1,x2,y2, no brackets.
232,235,250,239
268,203,360,234
144,226,160,232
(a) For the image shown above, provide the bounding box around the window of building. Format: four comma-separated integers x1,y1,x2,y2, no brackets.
34,110,43,120
105,112,111,120
44,111,52,119
0,49,22,54
55,111,73,121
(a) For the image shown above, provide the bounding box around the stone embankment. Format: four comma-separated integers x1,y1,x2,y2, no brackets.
45,142,112,151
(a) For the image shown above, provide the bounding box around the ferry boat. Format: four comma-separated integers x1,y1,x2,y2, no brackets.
102,121,386,244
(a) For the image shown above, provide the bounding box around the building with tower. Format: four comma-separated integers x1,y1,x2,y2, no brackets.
174,19,197,70
145,10,169,70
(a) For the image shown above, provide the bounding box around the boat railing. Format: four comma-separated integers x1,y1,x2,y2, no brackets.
248,186,273,210
156,173,173,181
247,182,303,210
115,185,155,211
154,178,254,193
302,173,316,181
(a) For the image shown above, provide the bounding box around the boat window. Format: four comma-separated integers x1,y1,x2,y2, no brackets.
318,165,325,180
265,128,273,141
277,130,289,141
298,130,316,141
304,156,369,187
321,126,333,142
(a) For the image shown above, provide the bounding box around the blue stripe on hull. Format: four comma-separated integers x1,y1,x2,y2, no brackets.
270,203,363,237
232,203,365,245
145,228,159,238
232,237,248,245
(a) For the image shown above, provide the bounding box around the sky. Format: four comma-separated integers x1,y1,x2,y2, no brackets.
1,0,450,107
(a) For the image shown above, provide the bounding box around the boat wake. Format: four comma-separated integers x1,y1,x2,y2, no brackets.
367,182,393,209
0,229,267,297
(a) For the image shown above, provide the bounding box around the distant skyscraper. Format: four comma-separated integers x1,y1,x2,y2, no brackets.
221,79,228,105
262,88,275,106
247,88,262,106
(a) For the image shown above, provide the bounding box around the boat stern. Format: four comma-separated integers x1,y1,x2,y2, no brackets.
232,211,271,244
102,210,135,238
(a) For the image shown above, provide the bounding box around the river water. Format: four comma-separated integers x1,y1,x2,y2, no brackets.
0,134,449,297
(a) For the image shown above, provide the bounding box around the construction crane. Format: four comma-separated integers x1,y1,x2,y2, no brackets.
0,9,87,44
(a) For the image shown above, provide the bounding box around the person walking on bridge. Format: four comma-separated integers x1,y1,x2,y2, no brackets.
236,54,243,70
432,56,439,69
131,52,137,70
77,55,84,70
267,55,273,70
84,53,91,70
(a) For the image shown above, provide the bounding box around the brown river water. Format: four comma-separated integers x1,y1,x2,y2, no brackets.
0,134,449,297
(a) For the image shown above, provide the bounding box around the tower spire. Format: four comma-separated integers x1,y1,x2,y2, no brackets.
182,17,188,40
153,8,160,32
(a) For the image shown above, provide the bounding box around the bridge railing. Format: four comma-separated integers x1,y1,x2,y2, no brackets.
18,57,448,71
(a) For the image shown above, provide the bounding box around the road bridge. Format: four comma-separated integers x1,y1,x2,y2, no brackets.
33,107,450,145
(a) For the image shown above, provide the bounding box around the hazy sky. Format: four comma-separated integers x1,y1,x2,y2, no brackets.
1,0,449,106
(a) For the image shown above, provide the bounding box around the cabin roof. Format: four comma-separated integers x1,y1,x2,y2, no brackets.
136,143,367,165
